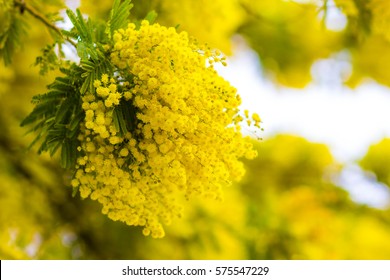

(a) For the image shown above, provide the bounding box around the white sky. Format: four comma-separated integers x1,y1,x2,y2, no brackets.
215,41,390,208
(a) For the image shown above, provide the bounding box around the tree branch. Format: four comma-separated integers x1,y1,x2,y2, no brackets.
14,0,77,49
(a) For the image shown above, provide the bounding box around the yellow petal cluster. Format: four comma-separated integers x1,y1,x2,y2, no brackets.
72,21,258,238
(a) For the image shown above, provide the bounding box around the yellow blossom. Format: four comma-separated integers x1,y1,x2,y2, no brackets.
74,21,260,238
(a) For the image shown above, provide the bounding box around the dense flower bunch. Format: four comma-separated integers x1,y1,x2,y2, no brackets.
71,21,258,238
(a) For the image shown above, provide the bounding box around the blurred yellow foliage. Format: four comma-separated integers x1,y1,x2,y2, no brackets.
238,136,390,259
360,138,390,187
139,187,249,259
80,0,112,18
369,0,390,41
347,35,390,86
335,0,390,86
334,0,359,16
239,0,341,87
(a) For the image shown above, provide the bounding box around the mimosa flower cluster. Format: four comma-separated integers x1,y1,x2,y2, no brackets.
71,21,259,238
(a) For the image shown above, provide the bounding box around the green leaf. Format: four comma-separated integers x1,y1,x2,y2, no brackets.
0,13,26,65
108,0,133,36
144,10,158,24
49,76,74,92
49,141,62,157
112,107,122,134
21,102,58,127
72,186,79,198
22,64,84,167
60,139,78,169
80,59,96,71
112,101,137,136
79,55,113,93
32,90,67,104
76,41,89,60
61,140,69,168
34,43,60,75
55,98,73,124
66,8,92,43
117,107,129,135
120,100,137,131
69,111,85,132
78,9,93,42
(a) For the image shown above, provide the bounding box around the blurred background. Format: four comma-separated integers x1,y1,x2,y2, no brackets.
2,0,390,259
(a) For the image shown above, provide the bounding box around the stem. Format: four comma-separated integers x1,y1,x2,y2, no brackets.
14,0,77,49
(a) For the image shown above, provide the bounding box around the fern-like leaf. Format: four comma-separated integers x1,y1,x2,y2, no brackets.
108,0,133,37
0,13,26,65
66,8,93,43
21,63,85,168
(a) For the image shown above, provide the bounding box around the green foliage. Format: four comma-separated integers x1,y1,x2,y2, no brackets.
112,100,137,136
21,65,84,169
0,9,26,65
21,0,135,169
144,10,158,24
66,9,94,44
34,43,62,75
239,0,341,87
1,0,66,65
107,0,133,37
360,138,390,188
343,0,373,35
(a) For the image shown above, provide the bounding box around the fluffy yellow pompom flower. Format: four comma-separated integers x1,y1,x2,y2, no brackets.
74,21,258,238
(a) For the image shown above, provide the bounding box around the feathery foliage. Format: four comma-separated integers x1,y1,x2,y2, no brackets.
21,1,133,168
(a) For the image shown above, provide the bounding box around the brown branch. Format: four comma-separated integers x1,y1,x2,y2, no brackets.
14,0,77,49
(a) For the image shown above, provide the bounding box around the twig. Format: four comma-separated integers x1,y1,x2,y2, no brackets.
14,0,77,49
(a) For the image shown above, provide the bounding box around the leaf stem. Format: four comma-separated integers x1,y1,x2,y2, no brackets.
14,0,77,49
